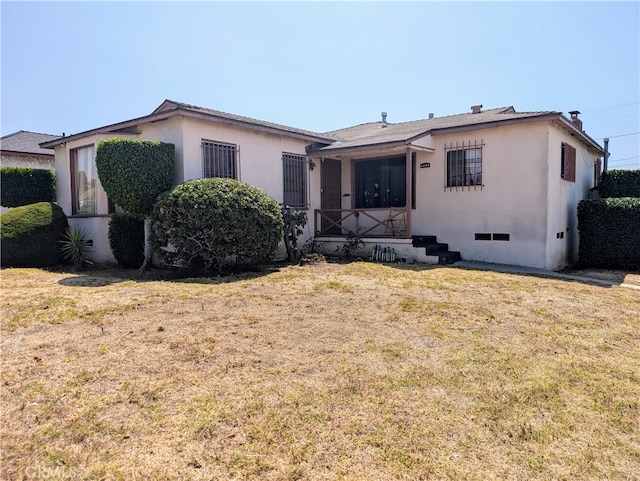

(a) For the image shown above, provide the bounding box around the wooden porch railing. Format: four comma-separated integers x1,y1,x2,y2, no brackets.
314,208,408,238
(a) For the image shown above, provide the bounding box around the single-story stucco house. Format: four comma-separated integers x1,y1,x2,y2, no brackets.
40,100,603,270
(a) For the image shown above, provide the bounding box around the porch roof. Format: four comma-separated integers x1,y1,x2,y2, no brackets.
309,107,602,155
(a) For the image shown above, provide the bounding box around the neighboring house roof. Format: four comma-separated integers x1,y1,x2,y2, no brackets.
311,106,603,155
1,130,59,156
40,100,335,149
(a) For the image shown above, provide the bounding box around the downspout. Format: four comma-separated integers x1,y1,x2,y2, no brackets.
405,146,412,239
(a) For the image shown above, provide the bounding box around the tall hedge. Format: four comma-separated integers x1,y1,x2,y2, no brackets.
1,167,55,207
151,178,284,273
0,202,69,267
95,139,174,219
108,213,145,268
598,169,640,198
577,198,640,269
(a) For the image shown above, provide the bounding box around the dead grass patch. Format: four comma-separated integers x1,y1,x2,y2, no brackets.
1,263,639,480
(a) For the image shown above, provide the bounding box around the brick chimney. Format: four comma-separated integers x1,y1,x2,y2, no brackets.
569,110,583,131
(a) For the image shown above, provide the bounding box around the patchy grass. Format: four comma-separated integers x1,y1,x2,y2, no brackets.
1,262,639,480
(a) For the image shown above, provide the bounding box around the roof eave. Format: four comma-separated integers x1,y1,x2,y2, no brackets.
308,139,408,156
39,111,171,148
556,116,603,154
40,105,335,149
173,106,335,144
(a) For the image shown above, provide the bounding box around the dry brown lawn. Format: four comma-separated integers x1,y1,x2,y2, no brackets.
1,261,639,481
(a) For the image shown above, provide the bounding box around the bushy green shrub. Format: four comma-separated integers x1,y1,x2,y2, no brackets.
108,213,145,268
151,178,284,273
95,139,174,219
0,202,68,267
1,167,56,207
578,197,640,269
597,169,640,198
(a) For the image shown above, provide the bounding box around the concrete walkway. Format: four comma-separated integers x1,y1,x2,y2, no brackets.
451,260,640,291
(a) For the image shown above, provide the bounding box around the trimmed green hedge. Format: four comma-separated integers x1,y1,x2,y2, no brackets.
151,178,284,273
598,169,640,198
577,198,640,269
108,213,145,268
95,138,174,218
1,167,56,207
0,202,69,267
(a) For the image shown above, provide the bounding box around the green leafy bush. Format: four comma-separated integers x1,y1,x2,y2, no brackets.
1,167,56,207
0,202,68,267
95,138,174,219
577,197,640,269
151,178,284,273
108,213,145,268
597,169,640,198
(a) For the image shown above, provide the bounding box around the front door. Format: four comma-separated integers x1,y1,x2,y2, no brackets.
320,158,342,235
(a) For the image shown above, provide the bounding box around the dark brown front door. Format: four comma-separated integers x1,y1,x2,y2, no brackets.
321,158,342,234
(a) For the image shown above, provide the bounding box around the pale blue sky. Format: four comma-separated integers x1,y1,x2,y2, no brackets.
2,1,639,169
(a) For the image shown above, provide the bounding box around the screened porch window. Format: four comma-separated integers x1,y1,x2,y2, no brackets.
71,145,96,215
446,141,483,188
202,139,237,179
355,156,409,209
283,153,307,208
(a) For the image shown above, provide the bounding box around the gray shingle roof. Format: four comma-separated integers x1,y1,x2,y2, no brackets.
1,130,60,156
314,107,558,152
155,100,335,142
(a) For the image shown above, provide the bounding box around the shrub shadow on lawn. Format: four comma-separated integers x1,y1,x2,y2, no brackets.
56,263,283,288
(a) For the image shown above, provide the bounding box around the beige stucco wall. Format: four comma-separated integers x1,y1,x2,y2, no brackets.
54,116,313,264
545,123,599,269
178,117,310,202
409,122,552,268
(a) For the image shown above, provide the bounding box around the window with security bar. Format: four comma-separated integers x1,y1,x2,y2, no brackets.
202,139,237,179
282,153,307,208
445,141,483,189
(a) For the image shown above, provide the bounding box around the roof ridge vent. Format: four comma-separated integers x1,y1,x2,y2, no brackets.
471,104,483,114
381,112,388,128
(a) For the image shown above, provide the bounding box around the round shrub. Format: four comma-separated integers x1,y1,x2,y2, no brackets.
0,202,69,267
151,178,284,273
108,213,145,268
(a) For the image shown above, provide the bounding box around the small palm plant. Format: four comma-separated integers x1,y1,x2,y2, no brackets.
59,226,93,267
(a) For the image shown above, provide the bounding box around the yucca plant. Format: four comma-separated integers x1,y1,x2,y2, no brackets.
59,226,93,266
